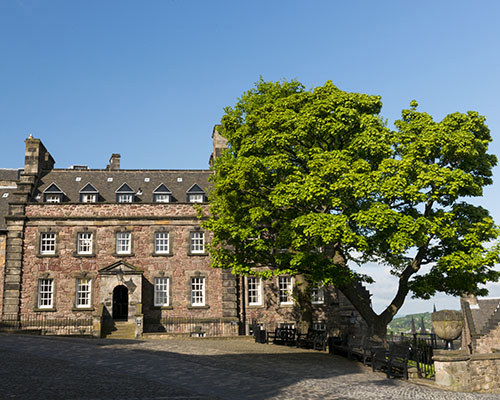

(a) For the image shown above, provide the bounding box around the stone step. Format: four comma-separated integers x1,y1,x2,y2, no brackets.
103,322,136,339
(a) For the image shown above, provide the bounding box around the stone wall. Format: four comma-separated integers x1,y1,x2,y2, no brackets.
473,323,500,353
0,233,6,313
434,350,500,393
243,276,364,336
19,203,235,333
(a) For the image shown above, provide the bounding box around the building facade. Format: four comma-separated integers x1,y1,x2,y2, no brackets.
0,129,364,338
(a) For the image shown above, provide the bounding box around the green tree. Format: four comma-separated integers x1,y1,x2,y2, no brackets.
203,78,500,339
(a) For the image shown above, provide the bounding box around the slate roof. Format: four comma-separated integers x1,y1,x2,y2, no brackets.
0,186,17,231
0,168,21,183
463,298,500,336
34,169,211,203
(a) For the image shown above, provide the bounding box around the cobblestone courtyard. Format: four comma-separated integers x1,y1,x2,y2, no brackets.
0,333,498,400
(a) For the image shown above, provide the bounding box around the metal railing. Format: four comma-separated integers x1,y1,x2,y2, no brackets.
144,316,238,337
0,314,93,336
386,332,449,379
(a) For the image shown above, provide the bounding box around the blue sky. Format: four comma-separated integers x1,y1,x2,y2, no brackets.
1,0,500,316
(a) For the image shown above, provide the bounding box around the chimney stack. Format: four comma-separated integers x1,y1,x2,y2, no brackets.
108,154,121,170
209,125,228,167
24,135,55,175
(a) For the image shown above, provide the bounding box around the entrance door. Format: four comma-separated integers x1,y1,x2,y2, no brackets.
112,285,128,320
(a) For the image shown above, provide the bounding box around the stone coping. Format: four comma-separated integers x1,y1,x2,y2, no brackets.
433,349,500,362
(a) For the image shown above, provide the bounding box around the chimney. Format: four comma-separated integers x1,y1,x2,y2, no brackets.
24,134,55,175
108,154,121,170
209,125,228,167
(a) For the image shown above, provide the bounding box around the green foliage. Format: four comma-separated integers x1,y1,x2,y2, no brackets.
387,312,432,333
203,78,500,321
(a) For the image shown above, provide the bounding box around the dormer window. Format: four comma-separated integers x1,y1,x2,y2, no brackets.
43,183,64,203
79,183,99,203
186,184,205,203
116,183,135,203
153,184,172,203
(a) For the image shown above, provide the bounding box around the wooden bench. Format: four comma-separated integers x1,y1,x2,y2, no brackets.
331,335,365,360
296,328,328,351
267,327,297,346
372,342,410,379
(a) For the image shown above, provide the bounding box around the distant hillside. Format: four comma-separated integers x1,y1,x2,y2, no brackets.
388,312,433,333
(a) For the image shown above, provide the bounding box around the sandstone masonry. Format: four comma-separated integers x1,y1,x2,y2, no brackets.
0,129,363,338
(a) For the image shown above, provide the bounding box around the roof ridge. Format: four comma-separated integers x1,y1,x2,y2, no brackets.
49,169,211,172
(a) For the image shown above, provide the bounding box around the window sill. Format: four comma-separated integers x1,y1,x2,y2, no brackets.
187,305,210,310
247,304,264,309
187,252,208,257
279,303,294,308
33,307,57,312
72,253,96,258
71,307,95,312
36,254,58,258
151,305,173,310
151,253,174,257
112,253,135,257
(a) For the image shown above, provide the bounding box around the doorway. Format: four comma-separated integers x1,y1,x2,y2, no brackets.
112,285,128,320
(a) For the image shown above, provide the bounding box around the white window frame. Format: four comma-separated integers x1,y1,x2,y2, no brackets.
154,277,170,306
278,276,293,305
38,278,54,309
190,277,205,306
117,193,133,203
40,232,56,255
45,194,61,203
81,193,97,203
77,232,93,255
116,232,131,254
311,285,325,304
190,232,205,254
75,278,91,308
247,277,262,306
188,194,204,203
312,321,326,331
154,194,170,203
154,232,170,254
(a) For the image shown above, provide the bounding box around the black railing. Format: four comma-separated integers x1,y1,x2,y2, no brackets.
386,332,448,379
144,316,238,337
0,314,93,336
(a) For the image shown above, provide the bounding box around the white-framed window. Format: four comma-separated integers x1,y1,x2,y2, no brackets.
154,232,169,254
81,193,97,203
154,194,170,203
247,277,262,306
313,321,326,331
188,194,204,203
76,278,91,308
40,232,56,255
77,232,93,255
278,276,293,305
45,194,61,203
117,194,133,203
116,232,131,254
190,232,205,254
191,277,205,306
154,277,169,306
311,285,325,304
38,278,54,309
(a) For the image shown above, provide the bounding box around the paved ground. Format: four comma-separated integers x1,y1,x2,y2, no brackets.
0,333,498,400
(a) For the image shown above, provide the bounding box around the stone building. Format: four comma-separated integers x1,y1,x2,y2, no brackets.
461,295,500,353
0,129,363,338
